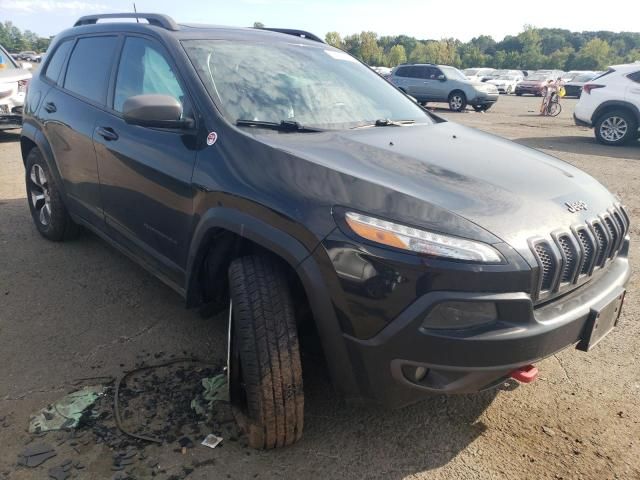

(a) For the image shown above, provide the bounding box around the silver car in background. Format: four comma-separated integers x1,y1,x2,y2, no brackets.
391,63,499,112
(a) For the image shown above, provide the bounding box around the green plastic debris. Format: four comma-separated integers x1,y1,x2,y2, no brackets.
28,386,105,433
191,374,229,417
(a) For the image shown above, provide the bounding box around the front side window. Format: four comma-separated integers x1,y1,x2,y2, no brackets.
441,66,466,81
114,37,185,112
44,40,73,84
183,40,430,130
64,36,118,104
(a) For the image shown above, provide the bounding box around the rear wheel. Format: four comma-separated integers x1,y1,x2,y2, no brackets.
547,101,562,117
227,255,304,449
594,109,638,146
448,91,467,112
25,149,80,241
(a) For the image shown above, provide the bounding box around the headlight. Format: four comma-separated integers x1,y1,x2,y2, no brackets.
344,212,503,263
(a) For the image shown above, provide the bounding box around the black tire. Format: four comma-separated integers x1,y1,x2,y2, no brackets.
473,104,493,113
228,255,304,449
516,92,523,96
448,91,467,112
25,148,80,241
594,109,638,146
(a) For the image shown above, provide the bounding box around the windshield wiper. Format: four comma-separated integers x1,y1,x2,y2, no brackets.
352,119,416,129
236,119,322,132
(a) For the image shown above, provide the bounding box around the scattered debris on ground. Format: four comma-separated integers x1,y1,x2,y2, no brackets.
29,386,106,434
17,443,57,467
15,355,240,479
201,434,223,449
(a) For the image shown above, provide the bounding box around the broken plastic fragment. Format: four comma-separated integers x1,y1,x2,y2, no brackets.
190,374,229,416
201,434,223,449
28,386,105,433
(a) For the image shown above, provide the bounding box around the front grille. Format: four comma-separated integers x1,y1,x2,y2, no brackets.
530,204,630,301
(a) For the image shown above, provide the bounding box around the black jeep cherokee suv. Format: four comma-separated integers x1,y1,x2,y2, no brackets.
21,13,631,449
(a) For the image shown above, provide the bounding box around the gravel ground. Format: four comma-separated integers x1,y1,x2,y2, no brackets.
0,95,639,479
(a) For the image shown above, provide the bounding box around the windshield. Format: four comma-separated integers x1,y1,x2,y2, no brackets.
442,66,467,81
526,74,547,81
183,40,431,130
463,68,479,76
497,75,515,80
0,45,18,70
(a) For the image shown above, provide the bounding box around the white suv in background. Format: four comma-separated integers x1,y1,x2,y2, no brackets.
574,64,640,146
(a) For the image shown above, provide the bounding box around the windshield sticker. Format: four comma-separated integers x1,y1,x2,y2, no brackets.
324,50,358,63
206,132,218,146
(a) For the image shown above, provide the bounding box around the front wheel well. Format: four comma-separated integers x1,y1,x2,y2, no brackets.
20,137,38,165
190,229,311,326
593,104,640,126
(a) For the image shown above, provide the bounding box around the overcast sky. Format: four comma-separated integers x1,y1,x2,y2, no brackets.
1,0,639,41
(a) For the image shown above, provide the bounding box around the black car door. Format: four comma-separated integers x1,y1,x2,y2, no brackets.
92,35,198,285
39,35,120,225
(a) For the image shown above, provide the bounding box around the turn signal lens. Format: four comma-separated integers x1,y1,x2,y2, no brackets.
344,212,503,263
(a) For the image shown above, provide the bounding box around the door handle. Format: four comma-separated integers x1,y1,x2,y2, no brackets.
96,126,119,141
44,101,56,113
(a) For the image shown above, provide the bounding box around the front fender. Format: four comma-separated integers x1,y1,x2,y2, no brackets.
185,206,361,398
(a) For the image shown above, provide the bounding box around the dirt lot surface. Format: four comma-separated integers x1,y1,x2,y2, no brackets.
1,95,639,479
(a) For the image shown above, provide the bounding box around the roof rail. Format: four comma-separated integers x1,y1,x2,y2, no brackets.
74,13,179,31
257,28,324,44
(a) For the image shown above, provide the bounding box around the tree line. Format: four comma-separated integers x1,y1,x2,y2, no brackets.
324,26,640,71
0,21,51,52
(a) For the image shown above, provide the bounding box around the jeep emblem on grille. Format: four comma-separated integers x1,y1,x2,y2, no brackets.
565,201,588,213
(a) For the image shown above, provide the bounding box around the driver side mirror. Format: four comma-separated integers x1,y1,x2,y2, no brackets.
123,94,193,129
437,75,446,81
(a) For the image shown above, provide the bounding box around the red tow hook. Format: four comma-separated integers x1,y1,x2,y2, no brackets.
510,364,539,384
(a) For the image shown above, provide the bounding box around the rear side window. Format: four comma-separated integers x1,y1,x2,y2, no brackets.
395,66,410,77
627,71,640,83
113,37,184,112
64,36,118,104
44,40,73,84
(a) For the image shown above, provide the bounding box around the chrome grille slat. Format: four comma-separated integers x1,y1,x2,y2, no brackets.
591,221,609,268
575,227,595,276
529,205,629,302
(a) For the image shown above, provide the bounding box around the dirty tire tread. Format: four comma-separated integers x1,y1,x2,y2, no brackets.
25,149,80,242
228,255,304,449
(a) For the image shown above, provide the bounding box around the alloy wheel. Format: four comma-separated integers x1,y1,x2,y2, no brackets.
599,116,628,142
450,95,463,111
29,164,52,226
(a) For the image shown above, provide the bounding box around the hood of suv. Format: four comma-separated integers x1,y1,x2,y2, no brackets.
254,122,617,257
0,68,31,84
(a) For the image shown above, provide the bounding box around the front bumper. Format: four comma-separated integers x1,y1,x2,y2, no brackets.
341,252,630,408
573,113,591,128
470,92,499,105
